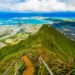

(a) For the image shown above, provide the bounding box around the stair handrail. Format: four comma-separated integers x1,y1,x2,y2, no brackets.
3,61,15,75
39,57,54,75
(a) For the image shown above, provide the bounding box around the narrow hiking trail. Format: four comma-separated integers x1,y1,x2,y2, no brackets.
22,56,34,75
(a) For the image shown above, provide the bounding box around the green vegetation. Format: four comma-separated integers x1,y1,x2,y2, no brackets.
38,64,47,75
0,50,25,75
0,24,75,75
18,63,26,75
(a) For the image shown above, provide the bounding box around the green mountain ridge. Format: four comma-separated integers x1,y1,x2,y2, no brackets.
0,24,75,75
24,25,75,65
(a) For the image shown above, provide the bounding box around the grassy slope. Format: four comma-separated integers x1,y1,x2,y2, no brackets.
0,24,75,74
24,24,75,60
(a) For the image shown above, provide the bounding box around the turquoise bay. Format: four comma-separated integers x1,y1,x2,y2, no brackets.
0,18,51,26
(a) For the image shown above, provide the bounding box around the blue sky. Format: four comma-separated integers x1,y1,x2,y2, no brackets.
0,0,75,12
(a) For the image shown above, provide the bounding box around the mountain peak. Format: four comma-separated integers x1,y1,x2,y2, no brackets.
39,24,51,31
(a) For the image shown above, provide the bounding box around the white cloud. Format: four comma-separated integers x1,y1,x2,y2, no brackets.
0,0,75,12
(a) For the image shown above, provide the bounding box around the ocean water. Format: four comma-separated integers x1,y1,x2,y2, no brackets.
0,18,51,25
0,12,75,18
0,12,75,40
0,12,75,25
